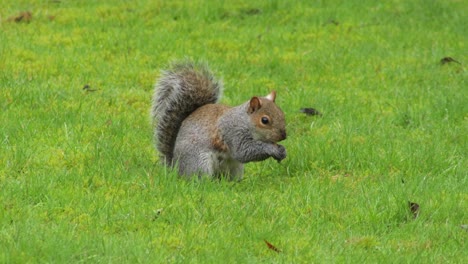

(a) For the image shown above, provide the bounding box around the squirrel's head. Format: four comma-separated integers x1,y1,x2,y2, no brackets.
247,91,287,143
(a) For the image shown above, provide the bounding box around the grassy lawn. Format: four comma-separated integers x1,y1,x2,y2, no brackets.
1,0,466,262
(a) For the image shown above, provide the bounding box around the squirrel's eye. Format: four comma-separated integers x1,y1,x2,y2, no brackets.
261,116,269,124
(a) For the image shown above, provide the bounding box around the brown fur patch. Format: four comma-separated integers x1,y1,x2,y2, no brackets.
212,129,228,152
186,104,230,152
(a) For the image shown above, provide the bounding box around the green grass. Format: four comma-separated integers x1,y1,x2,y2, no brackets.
1,0,467,263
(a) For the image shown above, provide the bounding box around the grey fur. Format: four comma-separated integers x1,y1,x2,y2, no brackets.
152,61,286,180
151,61,222,165
218,102,287,164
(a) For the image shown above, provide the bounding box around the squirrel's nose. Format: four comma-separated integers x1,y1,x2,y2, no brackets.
280,130,287,141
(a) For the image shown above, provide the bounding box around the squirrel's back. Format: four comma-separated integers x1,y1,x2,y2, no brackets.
151,61,223,165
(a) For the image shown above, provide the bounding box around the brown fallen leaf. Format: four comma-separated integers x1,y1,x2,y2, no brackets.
264,240,281,253
82,84,98,92
408,201,420,219
324,19,339,26
7,11,32,23
440,57,461,65
242,8,261,16
300,107,322,116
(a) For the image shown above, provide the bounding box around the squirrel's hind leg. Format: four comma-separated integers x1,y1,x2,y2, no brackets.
228,163,244,181
175,150,244,180
176,151,215,178
213,153,244,181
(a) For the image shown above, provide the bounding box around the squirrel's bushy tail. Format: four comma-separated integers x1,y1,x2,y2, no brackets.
151,61,222,165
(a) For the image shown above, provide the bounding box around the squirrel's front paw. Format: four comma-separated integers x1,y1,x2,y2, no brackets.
273,144,287,162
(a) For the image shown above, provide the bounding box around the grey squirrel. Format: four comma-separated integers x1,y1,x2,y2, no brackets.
151,61,287,180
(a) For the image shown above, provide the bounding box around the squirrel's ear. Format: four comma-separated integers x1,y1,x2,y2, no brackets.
265,91,276,102
248,97,262,114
